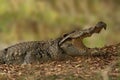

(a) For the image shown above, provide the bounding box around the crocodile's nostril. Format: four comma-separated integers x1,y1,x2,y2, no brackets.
96,21,107,30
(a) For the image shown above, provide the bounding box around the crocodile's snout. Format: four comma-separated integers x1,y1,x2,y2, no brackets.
96,21,107,30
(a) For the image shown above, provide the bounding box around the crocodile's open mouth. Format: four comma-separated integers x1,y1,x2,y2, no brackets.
60,21,107,56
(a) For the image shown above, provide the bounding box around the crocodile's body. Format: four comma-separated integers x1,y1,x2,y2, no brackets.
0,22,107,64
0,39,68,64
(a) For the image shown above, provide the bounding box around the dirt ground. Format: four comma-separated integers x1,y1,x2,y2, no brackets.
0,43,120,80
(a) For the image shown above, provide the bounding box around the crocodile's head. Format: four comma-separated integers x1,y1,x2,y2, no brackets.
60,21,107,56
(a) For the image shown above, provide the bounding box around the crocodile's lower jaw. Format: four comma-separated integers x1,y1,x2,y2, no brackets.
61,42,87,56
72,38,87,49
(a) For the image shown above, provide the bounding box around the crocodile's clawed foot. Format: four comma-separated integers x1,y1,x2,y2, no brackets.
59,21,107,45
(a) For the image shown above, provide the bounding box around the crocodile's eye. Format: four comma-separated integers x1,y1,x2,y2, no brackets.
63,33,68,37
63,30,76,37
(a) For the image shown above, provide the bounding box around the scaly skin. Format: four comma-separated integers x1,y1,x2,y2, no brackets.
0,39,68,64
0,21,107,64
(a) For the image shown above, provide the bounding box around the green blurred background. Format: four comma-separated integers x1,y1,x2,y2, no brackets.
0,0,120,48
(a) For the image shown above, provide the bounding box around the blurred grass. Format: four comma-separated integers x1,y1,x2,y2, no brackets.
0,0,120,47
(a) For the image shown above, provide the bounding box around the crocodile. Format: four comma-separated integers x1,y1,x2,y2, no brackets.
0,21,107,65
